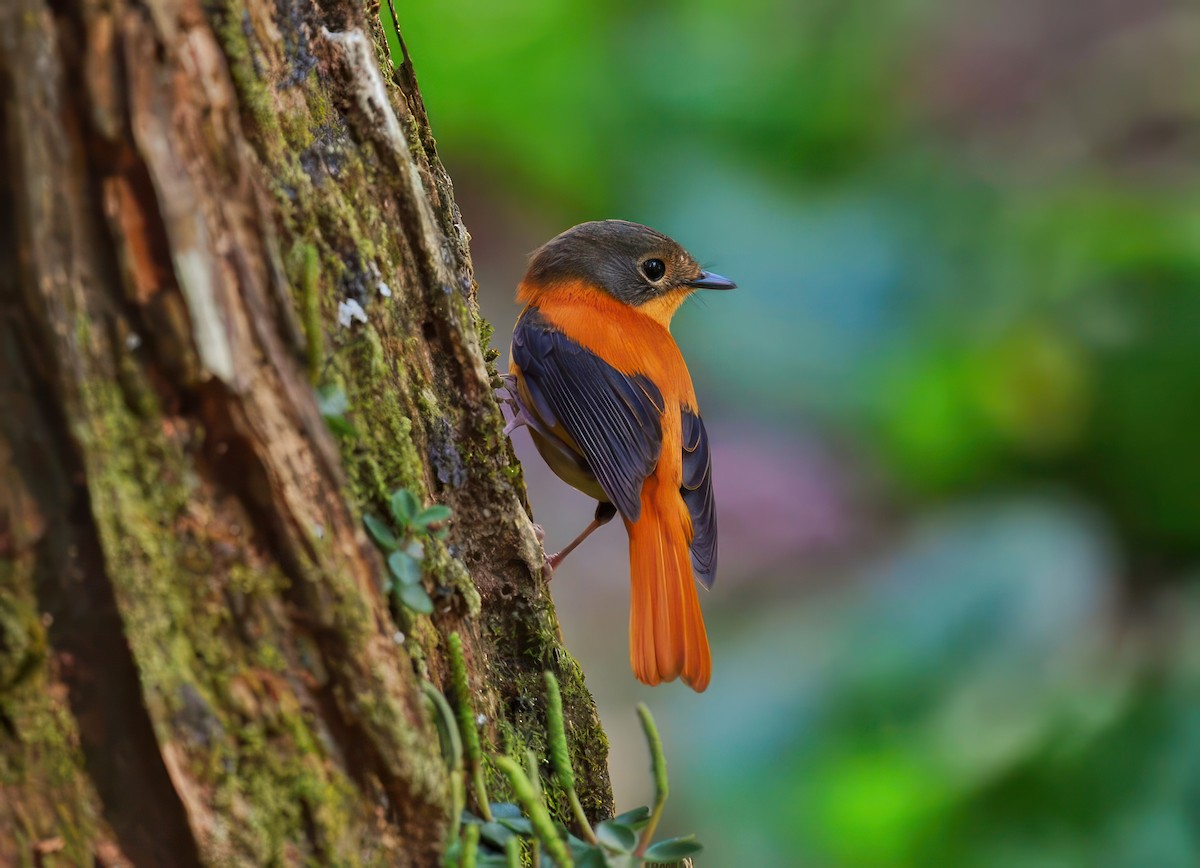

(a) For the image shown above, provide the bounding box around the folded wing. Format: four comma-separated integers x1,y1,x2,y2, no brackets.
511,307,665,521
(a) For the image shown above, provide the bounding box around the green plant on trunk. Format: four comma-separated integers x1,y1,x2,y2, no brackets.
436,633,703,867
363,487,452,615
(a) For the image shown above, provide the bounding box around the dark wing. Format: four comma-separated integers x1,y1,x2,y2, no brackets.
681,407,717,589
512,308,664,521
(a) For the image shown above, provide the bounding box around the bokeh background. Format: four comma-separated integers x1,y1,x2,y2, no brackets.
404,2,1200,865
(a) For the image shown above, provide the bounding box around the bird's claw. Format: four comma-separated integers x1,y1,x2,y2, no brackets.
498,378,531,436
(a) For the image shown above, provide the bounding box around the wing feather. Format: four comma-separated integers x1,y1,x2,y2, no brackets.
681,408,717,588
512,308,663,521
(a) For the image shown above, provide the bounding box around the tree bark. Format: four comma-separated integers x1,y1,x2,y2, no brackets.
0,0,612,863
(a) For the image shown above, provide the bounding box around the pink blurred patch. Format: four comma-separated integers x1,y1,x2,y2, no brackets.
707,418,861,582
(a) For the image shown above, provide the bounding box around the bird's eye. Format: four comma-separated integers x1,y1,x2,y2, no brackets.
641,258,666,281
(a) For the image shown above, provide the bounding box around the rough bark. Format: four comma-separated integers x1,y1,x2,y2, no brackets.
0,0,613,863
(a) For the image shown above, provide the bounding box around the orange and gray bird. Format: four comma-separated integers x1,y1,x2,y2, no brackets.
504,220,735,692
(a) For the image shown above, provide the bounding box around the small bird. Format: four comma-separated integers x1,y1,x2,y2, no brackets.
505,220,735,692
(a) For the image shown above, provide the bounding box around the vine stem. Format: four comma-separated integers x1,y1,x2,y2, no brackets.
634,703,669,857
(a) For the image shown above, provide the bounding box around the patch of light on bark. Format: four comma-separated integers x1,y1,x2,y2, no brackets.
176,248,236,383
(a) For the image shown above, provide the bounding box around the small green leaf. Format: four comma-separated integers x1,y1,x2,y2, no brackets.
315,384,348,417
387,551,422,585
324,414,358,439
496,817,533,836
420,682,462,770
489,803,523,820
476,821,514,850
413,504,453,529
595,820,635,853
390,488,420,526
405,539,425,561
363,514,397,550
570,845,608,868
643,835,703,862
611,807,650,830
395,581,434,614
315,387,359,437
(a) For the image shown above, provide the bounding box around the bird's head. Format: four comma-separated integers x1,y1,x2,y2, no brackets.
519,220,735,323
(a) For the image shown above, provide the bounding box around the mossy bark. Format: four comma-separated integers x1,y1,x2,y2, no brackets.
0,0,613,864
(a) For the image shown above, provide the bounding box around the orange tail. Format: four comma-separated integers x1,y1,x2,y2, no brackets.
627,478,711,692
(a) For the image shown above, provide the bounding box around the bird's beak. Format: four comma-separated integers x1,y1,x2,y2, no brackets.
686,270,737,290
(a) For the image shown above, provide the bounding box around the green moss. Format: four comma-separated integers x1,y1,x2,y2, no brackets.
79,379,192,692
0,559,105,865
0,593,44,696
281,107,315,153
217,709,362,863
425,546,480,616
75,311,92,346
476,314,495,348
71,364,396,863
402,114,427,163
473,588,612,825
306,74,333,126
294,242,323,380
214,1,285,163
227,562,287,598
341,330,426,509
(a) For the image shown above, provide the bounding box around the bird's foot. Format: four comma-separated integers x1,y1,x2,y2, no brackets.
497,375,528,435
531,523,545,543
543,550,567,582
502,409,528,436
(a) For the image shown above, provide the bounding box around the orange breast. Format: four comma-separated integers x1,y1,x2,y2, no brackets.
517,279,699,413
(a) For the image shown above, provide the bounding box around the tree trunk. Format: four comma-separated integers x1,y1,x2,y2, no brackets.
0,0,612,862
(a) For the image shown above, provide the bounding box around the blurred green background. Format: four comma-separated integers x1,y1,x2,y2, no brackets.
404,2,1200,865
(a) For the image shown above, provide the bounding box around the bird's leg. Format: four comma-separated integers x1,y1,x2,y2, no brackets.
545,502,618,578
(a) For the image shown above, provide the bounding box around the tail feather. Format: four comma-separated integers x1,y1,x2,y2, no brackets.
627,480,711,692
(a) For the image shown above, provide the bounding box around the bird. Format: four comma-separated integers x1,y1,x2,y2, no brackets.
503,220,735,692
